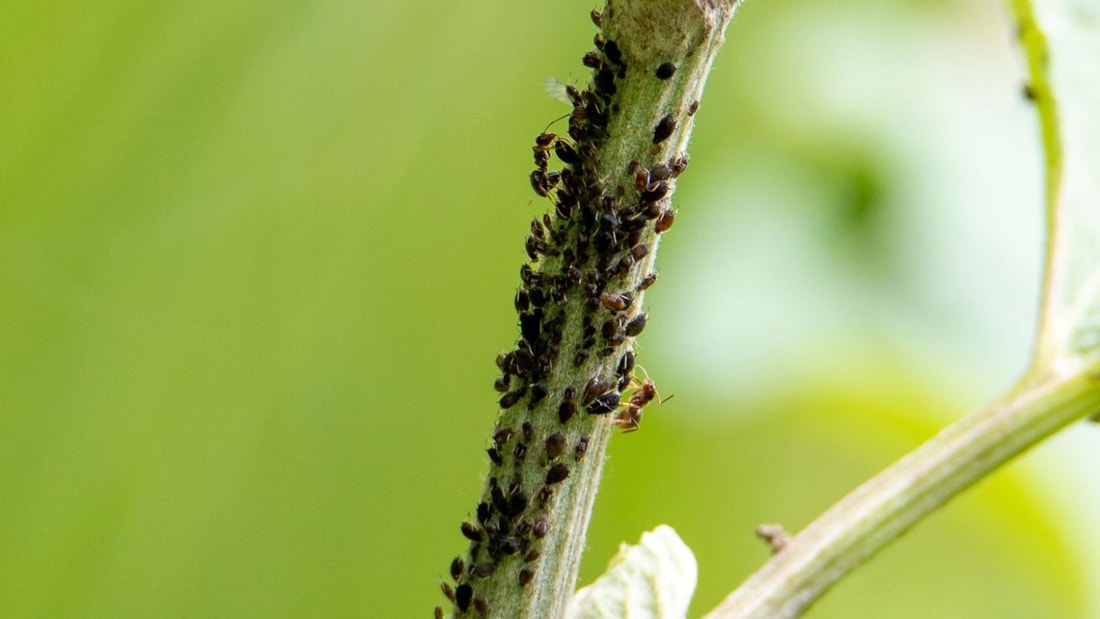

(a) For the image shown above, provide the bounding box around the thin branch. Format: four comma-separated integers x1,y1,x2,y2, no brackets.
705,364,1100,619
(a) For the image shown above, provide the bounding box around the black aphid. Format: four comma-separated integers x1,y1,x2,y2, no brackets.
653,115,676,144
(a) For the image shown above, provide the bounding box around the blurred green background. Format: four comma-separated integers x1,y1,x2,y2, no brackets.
4,0,1099,617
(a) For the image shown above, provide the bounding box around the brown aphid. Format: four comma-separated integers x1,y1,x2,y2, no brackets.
583,50,603,69
460,522,483,542
529,383,549,406
538,484,554,504
624,227,642,249
600,291,634,312
566,265,582,283
602,318,624,343
474,597,489,614
655,209,676,233
519,567,535,587
497,537,520,556
575,436,590,459
494,427,514,446
653,115,676,144
670,155,689,175
435,606,444,619
487,447,503,466
525,549,541,562
515,520,533,536
585,95,607,127
441,581,457,603
545,433,566,459
650,163,672,183
524,235,539,261
566,84,583,106
688,100,700,116
558,399,577,423
590,9,602,27
522,421,534,442
472,562,495,578
494,376,509,393
530,170,549,197
509,489,530,517
582,376,610,405
656,62,677,79
546,463,570,484
631,244,650,261
555,140,580,165
618,350,636,375
529,169,561,198
616,254,635,276
573,349,589,367
490,481,508,513
533,513,550,538
638,272,658,290
483,521,500,538
640,181,669,204
451,557,465,581
519,264,537,286
625,313,648,337
499,389,524,410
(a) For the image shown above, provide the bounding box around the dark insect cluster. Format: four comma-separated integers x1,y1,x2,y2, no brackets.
445,5,692,615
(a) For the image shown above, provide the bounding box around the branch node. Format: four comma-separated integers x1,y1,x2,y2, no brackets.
754,524,791,555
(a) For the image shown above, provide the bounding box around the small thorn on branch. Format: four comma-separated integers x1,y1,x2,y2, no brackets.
755,523,791,554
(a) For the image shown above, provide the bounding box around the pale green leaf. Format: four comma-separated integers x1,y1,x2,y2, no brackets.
1016,0,1100,368
565,525,697,619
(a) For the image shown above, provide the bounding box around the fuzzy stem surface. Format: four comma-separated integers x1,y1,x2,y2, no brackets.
441,1,739,617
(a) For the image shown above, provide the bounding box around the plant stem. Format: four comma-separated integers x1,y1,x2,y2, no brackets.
705,363,1100,619
1013,0,1064,375
441,1,738,617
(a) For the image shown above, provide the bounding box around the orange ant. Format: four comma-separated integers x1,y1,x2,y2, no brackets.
613,367,671,432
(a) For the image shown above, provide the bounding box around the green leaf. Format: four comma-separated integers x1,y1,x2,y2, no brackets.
565,525,697,619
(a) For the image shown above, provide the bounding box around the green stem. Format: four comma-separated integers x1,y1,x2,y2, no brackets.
705,363,1100,619
441,1,738,617
1013,0,1064,376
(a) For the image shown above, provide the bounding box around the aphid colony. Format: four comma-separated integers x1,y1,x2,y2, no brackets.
442,5,693,616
